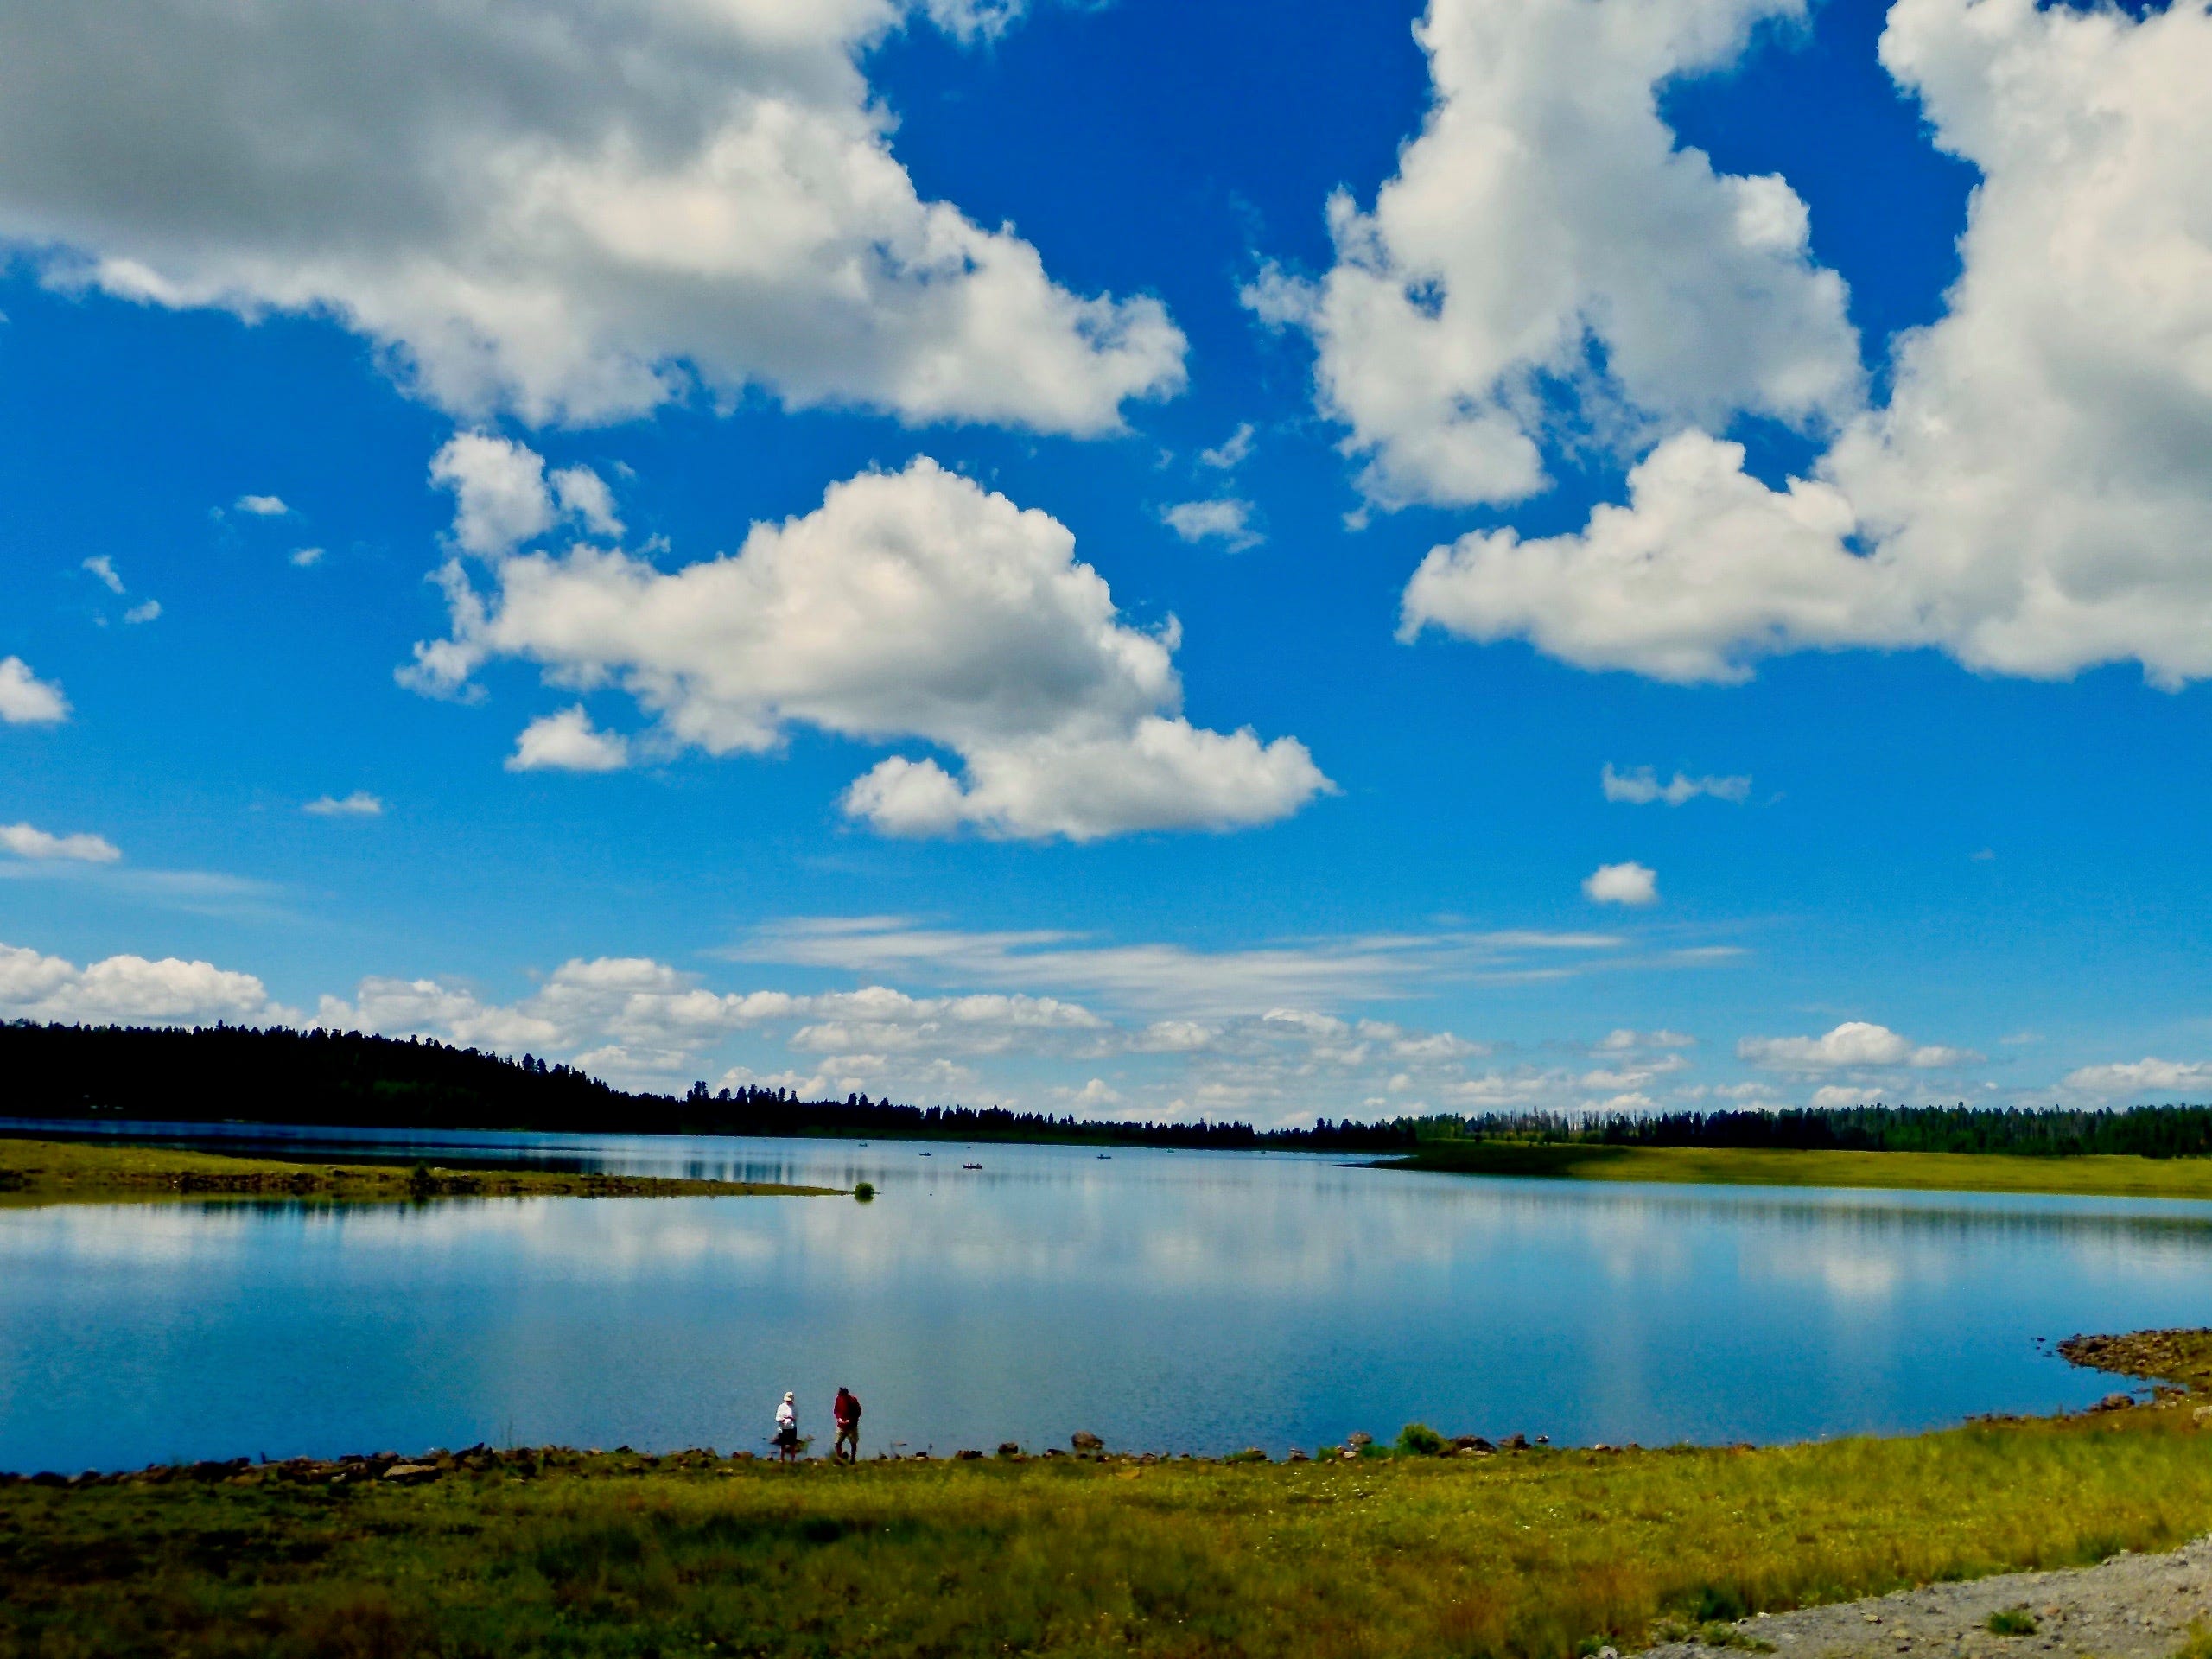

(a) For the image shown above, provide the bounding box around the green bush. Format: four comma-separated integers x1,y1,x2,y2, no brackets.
1395,1423,1448,1458
1693,1585,1747,1623
1986,1607,2038,1636
852,1181,875,1201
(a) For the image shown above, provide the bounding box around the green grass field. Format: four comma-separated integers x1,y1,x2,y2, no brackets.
1389,1140,2212,1200
3,1404,2209,1659
0,1136,840,1204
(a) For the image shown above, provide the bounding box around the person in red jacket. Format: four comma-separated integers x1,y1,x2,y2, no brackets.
832,1387,861,1463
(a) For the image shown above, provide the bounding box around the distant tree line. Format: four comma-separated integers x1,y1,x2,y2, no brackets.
0,1021,1419,1150
7,1022,2207,1158
1440,1104,2212,1160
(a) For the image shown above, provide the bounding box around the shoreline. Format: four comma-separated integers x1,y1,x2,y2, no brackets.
10,1326,2207,1491
5,1340,2210,1658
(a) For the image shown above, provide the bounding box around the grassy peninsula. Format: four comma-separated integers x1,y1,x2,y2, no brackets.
1387,1140,2212,1201
0,1136,839,1204
3,1354,2210,1659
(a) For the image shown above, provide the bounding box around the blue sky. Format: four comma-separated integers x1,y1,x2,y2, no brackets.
3,0,2209,1123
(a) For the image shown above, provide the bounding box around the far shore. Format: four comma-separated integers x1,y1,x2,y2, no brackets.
16,1122,2212,1205
1385,1139,2212,1200
0,1135,842,1205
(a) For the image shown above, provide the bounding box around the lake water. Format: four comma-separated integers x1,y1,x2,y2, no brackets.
3,1123,2210,1475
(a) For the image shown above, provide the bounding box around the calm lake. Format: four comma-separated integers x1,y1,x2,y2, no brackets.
3,1123,2209,1474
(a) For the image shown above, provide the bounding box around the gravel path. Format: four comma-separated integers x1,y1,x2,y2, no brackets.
1642,1535,2212,1659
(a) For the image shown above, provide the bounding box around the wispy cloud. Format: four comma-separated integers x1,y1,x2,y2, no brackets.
729,916,1629,1018
1160,496,1262,551
303,791,384,817
1198,423,1255,470
0,861,291,920
235,493,291,517
1602,764,1751,805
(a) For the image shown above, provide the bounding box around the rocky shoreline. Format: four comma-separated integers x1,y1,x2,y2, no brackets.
0,1427,1591,1488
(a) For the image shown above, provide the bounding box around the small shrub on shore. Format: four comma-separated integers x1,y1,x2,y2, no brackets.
1692,1584,1749,1623
1986,1606,2039,1636
1395,1422,1448,1457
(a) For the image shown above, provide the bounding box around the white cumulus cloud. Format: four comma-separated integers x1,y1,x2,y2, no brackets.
1738,1020,1979,1071
81,555,124,594
508,707,632,773
2061,1058,2212,1102
431,434,619,559
0,657,69,725
1582,861,1657,906
409,447,1329,841
0,1,1183,432
1402,429,1872,683
1249,0,1858,510
234,493,290,517
0,823,121,862
1402,0,2212,689
0,939,288,1025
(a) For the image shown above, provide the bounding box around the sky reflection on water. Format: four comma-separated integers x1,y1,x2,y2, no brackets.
2,1128,2209,1473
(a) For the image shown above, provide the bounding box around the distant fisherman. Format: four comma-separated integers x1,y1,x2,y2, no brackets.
775,1391,800,1463
833,1388,862,1463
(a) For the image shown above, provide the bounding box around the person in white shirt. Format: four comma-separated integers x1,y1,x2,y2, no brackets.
775,1390,800,1463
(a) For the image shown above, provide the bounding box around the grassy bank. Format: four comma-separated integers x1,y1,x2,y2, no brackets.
1388,1140,2212,1201
0,1136,840,1204
3,1398,2210,1658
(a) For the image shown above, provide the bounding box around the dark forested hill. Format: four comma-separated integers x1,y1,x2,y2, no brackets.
0,1020,1413,1150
